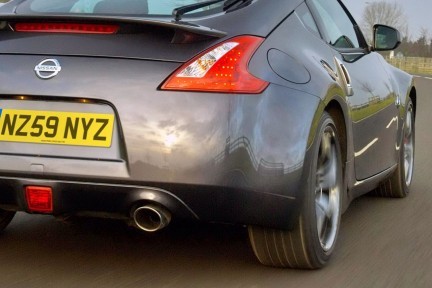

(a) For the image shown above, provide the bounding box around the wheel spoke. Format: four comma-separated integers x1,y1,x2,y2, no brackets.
327,189,339,219
404,143,413,183
405,145,412,162
405,113,412,137
405,161,410,180
318,132,331,166
316,203,326,237
317,147,337,191
316,193,329,213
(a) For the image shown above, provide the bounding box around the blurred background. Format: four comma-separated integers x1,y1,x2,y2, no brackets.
345,0,432,75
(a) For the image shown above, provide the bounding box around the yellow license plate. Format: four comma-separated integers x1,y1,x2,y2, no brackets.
0,108,115,147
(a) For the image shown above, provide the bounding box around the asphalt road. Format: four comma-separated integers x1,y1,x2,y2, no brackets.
1,77,431,288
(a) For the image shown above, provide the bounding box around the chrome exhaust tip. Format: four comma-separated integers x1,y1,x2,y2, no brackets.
132,204,171,232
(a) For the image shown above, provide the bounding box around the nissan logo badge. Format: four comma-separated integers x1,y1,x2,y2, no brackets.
34,59,62,79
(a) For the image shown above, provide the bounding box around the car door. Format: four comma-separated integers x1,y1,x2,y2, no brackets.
307,0,400,180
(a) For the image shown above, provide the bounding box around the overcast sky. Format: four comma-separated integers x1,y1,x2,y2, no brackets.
343,0,431,39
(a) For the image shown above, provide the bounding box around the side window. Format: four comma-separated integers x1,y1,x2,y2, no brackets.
308,0,360,49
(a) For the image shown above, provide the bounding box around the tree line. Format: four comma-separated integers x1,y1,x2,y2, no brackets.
396,29,432,58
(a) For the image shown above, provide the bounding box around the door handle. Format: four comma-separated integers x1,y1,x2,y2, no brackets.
321,60,338,81
335,57,354,96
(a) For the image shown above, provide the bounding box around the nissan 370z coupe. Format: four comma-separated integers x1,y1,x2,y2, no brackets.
0,0,416,269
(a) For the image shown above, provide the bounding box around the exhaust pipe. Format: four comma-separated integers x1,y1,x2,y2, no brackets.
132,204,171,232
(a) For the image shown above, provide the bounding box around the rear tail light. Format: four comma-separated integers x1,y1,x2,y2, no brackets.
161,35,269,94
14,23,119,34
25,186,53,214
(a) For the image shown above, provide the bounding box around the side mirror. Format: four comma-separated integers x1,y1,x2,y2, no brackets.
372,24,401,51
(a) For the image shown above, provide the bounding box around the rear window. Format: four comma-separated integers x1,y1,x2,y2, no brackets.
17,0,225,16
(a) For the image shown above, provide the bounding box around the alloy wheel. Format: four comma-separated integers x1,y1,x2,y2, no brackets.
315,126,341,252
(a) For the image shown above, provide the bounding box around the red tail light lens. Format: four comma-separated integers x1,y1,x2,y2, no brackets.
25,186,53,213
15,23,119,34
161,35,269,94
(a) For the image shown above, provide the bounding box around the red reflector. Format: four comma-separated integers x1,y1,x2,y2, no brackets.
15,23,119,34
25,186,53,213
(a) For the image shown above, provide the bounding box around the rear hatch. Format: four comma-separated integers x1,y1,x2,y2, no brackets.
0,0,235,181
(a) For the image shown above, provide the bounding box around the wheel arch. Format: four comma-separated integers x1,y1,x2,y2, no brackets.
305,94,354,214
324,98,353,213
308,95,353,163
325,101,347,171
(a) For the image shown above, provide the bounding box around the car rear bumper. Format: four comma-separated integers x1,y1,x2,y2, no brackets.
0,173,299,230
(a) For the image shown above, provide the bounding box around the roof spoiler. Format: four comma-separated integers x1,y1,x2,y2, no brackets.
0,13,227,43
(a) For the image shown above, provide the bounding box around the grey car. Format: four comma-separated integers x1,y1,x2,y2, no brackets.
0,0,416,269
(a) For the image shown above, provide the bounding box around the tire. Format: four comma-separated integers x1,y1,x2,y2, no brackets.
0,209,15,232
248,112,343,269
374,98,415,198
